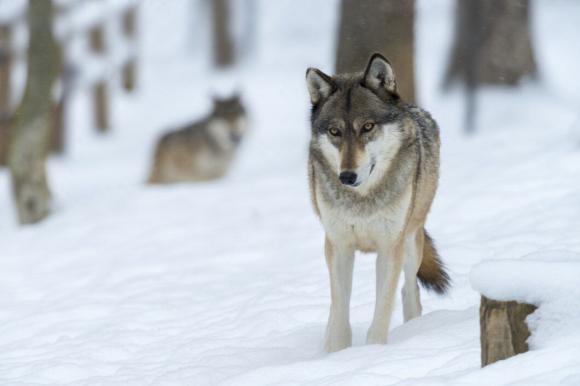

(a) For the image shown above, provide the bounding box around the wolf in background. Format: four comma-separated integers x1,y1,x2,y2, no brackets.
148,95,247,184
306,53,450,352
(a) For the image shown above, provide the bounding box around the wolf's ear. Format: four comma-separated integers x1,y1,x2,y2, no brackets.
363,53,397,95
306,68,335,105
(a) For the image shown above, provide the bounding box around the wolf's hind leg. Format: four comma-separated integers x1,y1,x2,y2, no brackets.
367,240,404,345
324,237,355,353
402,230,423,322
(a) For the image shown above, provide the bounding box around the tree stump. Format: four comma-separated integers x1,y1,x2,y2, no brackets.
480,296,537,367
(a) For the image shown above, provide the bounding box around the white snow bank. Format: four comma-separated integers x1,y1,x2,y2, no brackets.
470,251,580,305
471,252,580,352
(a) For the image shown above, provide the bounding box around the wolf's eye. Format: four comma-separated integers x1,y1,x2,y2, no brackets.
362,122,375,132
328,127,340,136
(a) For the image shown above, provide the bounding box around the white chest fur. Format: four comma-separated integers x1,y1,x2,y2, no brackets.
316,183,413,252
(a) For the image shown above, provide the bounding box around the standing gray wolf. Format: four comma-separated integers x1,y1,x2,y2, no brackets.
148,95,247,184
306,53,450,352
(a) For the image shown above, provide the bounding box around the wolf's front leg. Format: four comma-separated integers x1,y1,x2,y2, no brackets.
367,242,404,345
324,237,355,352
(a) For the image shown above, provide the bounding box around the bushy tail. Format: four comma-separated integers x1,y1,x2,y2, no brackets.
417,230,451,295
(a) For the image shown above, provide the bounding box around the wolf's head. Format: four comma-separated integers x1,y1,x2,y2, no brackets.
212,94,247,145
306,53,410,191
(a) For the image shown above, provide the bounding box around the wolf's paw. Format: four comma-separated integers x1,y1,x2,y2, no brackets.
324,323,352,353
366,324,389,345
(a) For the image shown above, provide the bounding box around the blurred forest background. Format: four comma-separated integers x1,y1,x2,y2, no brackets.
0,0,560,225
0,1,579,384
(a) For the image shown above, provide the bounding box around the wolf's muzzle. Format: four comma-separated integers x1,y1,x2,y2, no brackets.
339,171,358,186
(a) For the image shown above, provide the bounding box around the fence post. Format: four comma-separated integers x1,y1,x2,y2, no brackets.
89,24,109,133
121,5,137,92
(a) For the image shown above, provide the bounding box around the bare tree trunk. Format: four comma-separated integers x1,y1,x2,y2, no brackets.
445,0,537,87
51,39,66,154
480,296,537,367
8,0,57,224
211,0,234,68
335,0,416,103
0,25,12,166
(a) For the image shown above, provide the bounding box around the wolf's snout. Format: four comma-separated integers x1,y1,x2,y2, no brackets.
339,171,358,186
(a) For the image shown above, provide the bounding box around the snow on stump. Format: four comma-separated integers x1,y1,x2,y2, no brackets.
479,296,536,366
467,257,579,367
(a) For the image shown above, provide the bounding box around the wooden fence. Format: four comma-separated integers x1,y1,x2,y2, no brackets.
0,0,139,165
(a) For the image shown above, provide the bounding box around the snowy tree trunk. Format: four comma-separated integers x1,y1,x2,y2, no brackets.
211,0,234,68
335,0,415,103
8,0,57,224
445,0,537,87
480,296,537,367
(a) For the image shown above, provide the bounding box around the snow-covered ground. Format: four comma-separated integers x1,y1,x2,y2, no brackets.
0,0,579,384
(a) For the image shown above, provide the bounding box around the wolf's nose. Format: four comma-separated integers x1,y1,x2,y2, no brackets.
339,171,358,186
